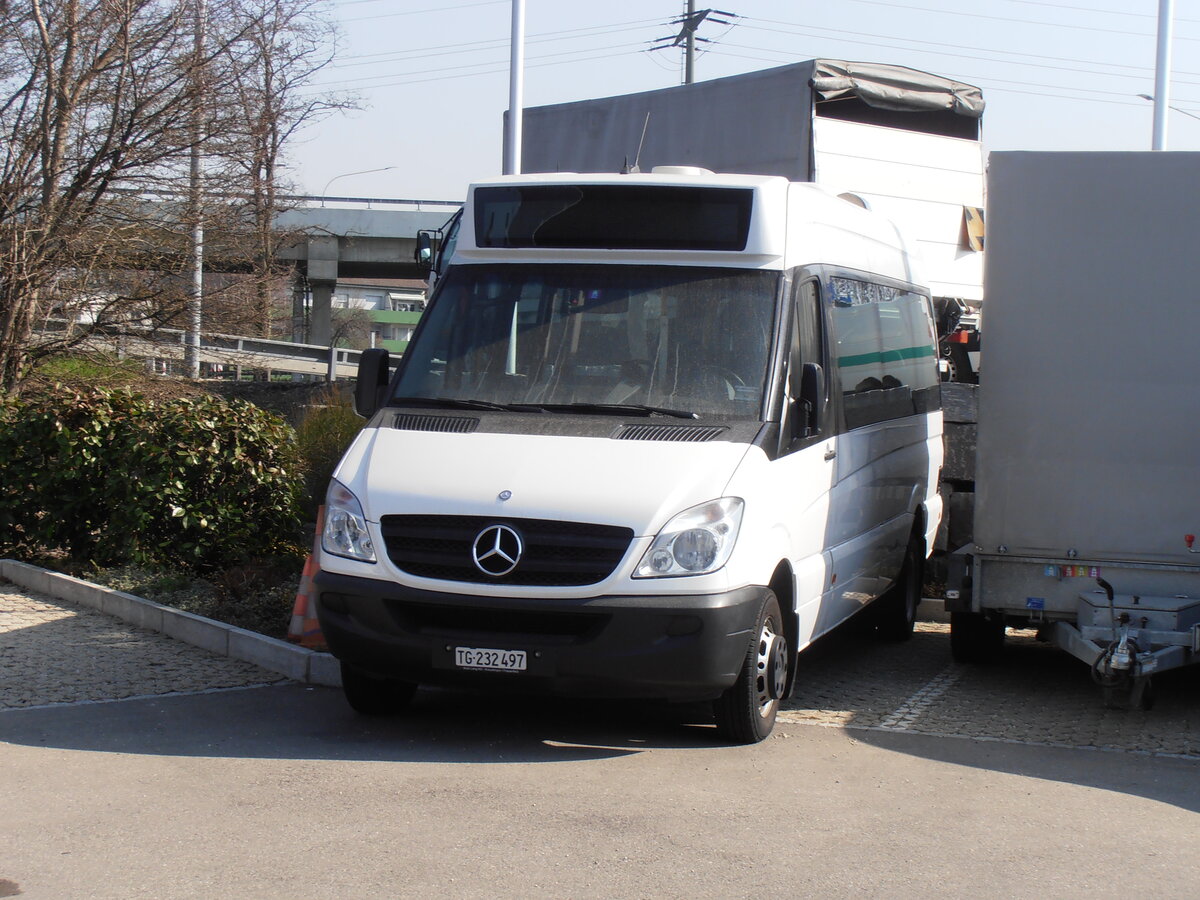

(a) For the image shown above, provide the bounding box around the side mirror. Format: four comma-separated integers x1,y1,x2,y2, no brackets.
354,348,391,418
796,362,824,438
414,231,434,273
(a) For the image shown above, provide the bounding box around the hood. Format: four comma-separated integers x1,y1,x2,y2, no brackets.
335,425,754,537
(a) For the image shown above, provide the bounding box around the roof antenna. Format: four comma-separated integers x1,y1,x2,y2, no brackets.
622,112,651,174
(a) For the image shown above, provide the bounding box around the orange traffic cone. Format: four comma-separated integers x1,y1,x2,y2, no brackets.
288,506,327,650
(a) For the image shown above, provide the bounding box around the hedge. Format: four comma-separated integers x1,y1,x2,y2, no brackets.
0,387,304,570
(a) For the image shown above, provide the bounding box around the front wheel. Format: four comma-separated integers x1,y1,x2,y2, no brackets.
713,591,789,744
340,663,417,716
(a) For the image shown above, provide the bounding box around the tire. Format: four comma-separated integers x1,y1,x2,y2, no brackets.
875,536,923,642
340,662,417,716
949,611,1005,664
713,591,789,744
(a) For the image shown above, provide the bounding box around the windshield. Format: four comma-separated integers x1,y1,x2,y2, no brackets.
392,264,780,420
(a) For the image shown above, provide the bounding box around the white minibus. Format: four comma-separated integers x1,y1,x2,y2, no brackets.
314,168,943,743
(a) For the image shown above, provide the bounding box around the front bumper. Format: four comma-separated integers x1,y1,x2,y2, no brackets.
313,570,767,703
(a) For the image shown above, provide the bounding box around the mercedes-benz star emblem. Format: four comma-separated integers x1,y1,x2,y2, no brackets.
472,524,523,577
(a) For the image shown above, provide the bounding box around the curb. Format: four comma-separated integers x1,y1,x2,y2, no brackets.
0,559,342,688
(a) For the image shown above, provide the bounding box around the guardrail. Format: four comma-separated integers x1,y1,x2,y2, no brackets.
38,321,366,381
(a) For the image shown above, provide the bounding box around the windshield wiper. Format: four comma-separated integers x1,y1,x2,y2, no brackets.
391,396,539,412
512,402,699,419
391,397,697,418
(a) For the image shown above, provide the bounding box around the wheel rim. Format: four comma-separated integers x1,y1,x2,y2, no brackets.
754,617,788,717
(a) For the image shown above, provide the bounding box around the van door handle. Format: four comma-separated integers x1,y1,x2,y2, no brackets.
824,447,837,461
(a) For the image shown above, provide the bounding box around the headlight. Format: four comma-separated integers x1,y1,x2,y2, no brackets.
322,479,376,563
635,498,744,578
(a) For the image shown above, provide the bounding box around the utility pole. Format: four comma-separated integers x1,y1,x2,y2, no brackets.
650,3,736,85
504,0,525,175
1152,0,1174,150
684,0,697,85
185,0,207,379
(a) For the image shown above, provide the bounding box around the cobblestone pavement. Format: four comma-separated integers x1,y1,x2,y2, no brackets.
3,578,1198,758
781,622,1200,759
0,582,285,710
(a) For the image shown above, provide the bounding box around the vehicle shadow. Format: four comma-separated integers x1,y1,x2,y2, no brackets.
0,584,729,761
0,681,730,763
782,620,1200,814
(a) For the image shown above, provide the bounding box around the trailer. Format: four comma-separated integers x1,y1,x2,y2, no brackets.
945,151,1200,708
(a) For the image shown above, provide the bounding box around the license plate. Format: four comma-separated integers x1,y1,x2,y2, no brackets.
454,647,527,672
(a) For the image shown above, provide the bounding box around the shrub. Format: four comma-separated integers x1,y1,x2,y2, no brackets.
0,387,305,570
294,385,363,518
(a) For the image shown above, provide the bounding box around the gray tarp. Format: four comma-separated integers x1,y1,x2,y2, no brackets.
810,59,984,117
516,59,983,180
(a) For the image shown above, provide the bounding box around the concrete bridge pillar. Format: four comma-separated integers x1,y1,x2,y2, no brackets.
306,234,339,347
309,281,334,346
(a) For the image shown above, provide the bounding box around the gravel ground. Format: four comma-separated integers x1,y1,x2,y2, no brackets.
0,582,285,710
781,622,1200,759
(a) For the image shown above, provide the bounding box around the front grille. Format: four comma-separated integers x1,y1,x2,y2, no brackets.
380,515,634,586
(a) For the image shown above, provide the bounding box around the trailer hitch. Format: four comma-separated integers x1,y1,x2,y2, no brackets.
1089,577,1154,710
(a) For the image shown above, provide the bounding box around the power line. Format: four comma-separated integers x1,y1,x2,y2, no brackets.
313,40,641,90
341,0,509,24
302,45,649,94
815,0,1200,42
330,19,660,70
709,44,1200,109
741,17,1200,79
998,0,1200,25
734,22,1200,86
309,1,1200,117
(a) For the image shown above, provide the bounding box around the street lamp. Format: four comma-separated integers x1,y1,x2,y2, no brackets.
1138,93,1200,122
320,166,398,205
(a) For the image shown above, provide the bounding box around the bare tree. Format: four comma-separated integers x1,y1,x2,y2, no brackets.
331,306,374,350
210,0,352,339
2,1,188,389
0,0,349,392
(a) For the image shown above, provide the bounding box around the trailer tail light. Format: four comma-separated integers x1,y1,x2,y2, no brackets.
1187,534,1196,553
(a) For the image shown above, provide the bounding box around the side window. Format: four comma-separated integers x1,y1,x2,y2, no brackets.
878,289,939,404
436,209,462,276
828,277,938,429
782,278,827,450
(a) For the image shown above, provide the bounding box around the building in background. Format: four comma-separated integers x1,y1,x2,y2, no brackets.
332,277,427,354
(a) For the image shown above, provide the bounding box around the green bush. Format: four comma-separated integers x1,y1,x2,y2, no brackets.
294,385,363,519
0,387,304,570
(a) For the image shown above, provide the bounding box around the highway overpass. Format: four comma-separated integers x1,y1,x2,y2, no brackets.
276,198,460,346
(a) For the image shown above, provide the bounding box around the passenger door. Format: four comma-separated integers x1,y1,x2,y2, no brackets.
818,275,937,634
772,277,839,649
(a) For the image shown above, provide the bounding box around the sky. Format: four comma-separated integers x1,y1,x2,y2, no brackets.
289,0,1200,202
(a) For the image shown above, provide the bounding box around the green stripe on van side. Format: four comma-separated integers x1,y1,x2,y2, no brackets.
837,345,937,368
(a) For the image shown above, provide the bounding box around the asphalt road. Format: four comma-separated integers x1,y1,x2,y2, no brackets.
2,585,1199,899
